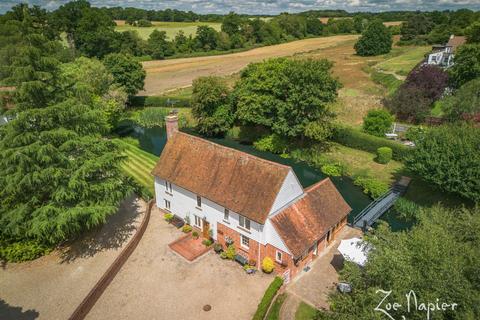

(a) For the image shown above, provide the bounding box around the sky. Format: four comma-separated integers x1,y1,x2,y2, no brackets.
0,0,479,15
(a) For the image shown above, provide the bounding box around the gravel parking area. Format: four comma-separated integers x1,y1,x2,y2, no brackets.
0,196,145,320
87,206,273,320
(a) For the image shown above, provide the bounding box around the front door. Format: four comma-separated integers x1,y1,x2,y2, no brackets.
202,219,210,238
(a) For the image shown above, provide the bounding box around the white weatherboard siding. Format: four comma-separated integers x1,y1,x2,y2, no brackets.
269,169,303,216
263,219,291,254
154,177,263,243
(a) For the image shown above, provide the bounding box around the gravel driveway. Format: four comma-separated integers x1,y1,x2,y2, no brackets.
87,206,273,320
0,196,146,320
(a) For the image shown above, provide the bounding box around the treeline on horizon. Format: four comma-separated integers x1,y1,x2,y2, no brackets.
0,1,479,62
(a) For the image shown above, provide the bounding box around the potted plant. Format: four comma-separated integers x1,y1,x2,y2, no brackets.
164,213,174,223
220,251,228,259
213,243,223,253
192,231,199,239
182,224,192,233
202,239,213,247
243,264,256,274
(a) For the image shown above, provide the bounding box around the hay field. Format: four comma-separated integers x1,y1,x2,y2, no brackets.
114,20,221,40
141,34,359,95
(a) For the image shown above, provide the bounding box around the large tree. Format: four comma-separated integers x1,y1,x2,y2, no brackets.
354,20,392,56
191,76,234,136
148,29,174,59
102,53,146,97
317,205,480,320
406,124,480,203
441,78,480,121
449,44,480,88
234,58,340,142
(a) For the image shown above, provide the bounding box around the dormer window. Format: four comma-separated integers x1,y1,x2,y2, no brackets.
165,181,172,193
239,215,250,230
196,195,202,208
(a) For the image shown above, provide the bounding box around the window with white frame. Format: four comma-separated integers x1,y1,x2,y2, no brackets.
194,215,202,228
224,209,229,221
276,250,283,263
241,234,249,249
239,215,250,230
165,181,172,193
196,195,202,208
164,199,171,211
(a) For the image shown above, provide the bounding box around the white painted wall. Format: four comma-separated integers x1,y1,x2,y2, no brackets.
155,177,263,244
269,169,303,216
263,219,291,254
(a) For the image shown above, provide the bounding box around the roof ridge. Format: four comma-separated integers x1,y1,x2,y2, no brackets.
176,131,291,170
304,178,330,193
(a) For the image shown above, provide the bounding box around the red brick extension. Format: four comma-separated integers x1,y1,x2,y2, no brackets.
216,217,347,280
169,233,212,262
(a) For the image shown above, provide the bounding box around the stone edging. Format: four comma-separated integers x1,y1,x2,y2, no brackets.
68,199,154,320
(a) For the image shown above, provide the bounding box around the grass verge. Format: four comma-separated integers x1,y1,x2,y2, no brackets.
295,302,318,320
266,293,287,320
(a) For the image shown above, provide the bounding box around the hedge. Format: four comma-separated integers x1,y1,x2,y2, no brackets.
252,276,284,320
130,95,191,109
376,147,393,164
332,126,410,161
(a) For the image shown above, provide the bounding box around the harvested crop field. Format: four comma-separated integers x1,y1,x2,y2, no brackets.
141,35,358,95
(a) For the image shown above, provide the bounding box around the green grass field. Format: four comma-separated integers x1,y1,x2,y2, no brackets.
295,302,318,320
116,138,158,195
115,21,222,40
376,46,430,76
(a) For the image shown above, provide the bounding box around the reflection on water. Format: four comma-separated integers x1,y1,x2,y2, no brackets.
123,124,408,229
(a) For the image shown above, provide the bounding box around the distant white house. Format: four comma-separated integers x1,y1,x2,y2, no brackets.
426,35,466,68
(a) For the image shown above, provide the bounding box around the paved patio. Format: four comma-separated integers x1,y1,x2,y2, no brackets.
286,226,363,310
169,233,212,261
86,206,273,320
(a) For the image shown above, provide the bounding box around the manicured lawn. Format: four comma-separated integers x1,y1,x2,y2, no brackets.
116,138,159,195
376,46,430,76
295,302,318,320
324,143,404,185
266,293,287,320
115,21,221,40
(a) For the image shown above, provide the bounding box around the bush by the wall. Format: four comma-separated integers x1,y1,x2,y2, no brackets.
262,257,275,273
321,164,343,176
353,176,389,199
376,147,393,164
130,96,191,108
252,276,284,320
0,240,52,262
332,126,410,161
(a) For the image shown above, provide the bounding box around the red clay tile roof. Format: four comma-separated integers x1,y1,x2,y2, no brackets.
151,132,291,224
271,178,351,258
446,36,466,51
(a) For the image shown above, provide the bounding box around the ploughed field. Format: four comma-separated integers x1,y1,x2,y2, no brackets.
140,35,359,95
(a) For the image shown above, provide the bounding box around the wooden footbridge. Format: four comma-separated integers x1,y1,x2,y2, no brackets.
353,176,411,230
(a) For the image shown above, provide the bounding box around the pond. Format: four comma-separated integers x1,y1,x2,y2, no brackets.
122,124,407,228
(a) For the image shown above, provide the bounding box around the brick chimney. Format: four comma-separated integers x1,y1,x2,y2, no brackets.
165,111,179,140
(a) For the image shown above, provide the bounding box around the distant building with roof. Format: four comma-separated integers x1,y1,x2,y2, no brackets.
426,35,466,68
151,114,351,281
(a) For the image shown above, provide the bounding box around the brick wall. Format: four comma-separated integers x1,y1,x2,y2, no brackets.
216,215,347,281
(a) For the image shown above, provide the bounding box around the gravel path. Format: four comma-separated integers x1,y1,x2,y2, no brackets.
86,206,273,320
0,196,146,320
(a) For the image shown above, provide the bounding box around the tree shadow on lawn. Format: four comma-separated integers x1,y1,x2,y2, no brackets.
59,195,142,263
0,299,39,320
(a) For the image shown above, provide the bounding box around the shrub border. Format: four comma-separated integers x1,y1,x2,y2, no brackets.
252,276,284,320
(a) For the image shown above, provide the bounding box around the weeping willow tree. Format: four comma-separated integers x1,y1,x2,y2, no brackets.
0,5,131,259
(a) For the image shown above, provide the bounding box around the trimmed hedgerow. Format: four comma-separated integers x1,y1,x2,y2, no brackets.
253,276,284,320
376,147,393,164
130,95,191,108
353,176,389,199
332,126,410,161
